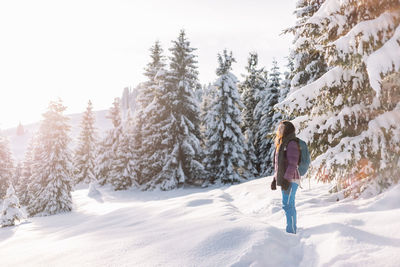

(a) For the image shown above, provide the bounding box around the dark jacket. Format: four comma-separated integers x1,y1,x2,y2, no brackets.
274,134,300,186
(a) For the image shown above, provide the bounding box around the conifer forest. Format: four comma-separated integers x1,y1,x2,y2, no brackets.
0,1,400,266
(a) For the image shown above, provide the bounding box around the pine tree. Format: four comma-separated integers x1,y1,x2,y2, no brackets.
240,53,266,134
109,111,135,190
157,30,205,188
11,162,22,190
94,139,111,186
280,55,295,104
239,53,268,176
96,98,123,186
243,130,258,179
269,58,281,89
27,100,73,216
200,83,215,135
254,60,282,176
284,0,327,93
200,83,216,157
133,41,167,187
278,0,400,197
1,184,24,227
136,43,177,190
74,100,98,185
204,50,247,184
18,137,36,206
198,83,215,182
140,78,177,190
194,83,204,105
0,136,14,199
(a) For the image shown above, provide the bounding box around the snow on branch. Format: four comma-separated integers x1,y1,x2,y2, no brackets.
306,0,350,35
293,103,366,143
312,104,400,174
367,25,400,95
328,11,400,64
277,66,345,114
310,0,349,21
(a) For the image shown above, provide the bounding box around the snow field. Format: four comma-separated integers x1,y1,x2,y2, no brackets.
1,177,400,267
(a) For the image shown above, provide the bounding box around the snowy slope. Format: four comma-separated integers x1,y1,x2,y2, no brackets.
1,110,112,161
1,177,399,267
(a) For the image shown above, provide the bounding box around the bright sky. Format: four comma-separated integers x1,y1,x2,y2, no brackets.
0,0,295,129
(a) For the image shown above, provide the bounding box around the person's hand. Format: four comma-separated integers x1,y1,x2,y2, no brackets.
281,179,290,191
271,179,277,190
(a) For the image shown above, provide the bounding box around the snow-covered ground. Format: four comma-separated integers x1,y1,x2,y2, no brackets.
1,177,399,267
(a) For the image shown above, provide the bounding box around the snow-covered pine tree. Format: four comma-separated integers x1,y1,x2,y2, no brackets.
280,55,295,104
239,52,268,177
200,83,214,135
133,41,166,186
94,138,112,186
135,42,177,190
1,184,24,227
140,70,179,190
11,162,22,190
284,0,327,93
269,58,282,90
27,100,73,216
158,30,205,188
130,105,144,186
73,100,98,185
19,136,40,207
199,83,215,181
109,111,135,190
96,98,123,186
0,136,14,199
254,60,282,176
243,130,258,179
144,41,165,99
194,83,204,105
278,0,400,197
240,53,265,134
204,50,247,184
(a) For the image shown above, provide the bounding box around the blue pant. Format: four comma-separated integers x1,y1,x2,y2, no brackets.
282,182,298,234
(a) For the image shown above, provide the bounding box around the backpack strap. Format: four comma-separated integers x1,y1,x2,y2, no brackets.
295,138,301,165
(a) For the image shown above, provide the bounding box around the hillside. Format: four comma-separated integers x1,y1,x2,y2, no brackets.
2,110,112,161
0,177,399,266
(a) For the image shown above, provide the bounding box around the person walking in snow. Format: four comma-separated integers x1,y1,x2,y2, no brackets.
271,120,300,234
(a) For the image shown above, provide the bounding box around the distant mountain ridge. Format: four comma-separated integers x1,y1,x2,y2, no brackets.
1,109,112,161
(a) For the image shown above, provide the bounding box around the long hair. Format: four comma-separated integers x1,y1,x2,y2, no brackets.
274,120,296,150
